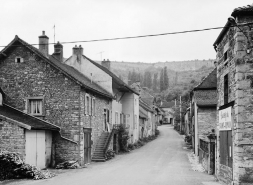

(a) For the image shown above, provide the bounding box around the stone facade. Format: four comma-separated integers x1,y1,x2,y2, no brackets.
0,43,112,165
198,107,216,138
215,15,253,184
0,119,25,158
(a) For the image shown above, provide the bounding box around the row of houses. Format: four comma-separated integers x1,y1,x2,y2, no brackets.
0,32,163,169
181,4,253,185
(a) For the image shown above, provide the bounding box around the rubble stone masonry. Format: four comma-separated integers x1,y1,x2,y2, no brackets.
216,16,253,185
0,46,111,165
0,120,25,158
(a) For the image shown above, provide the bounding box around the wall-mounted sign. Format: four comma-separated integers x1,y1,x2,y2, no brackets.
219,107,232,130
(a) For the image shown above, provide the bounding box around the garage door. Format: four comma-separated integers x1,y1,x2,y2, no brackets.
25,130,46,169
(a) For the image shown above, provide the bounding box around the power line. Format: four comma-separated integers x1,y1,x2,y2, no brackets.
0,23,252,48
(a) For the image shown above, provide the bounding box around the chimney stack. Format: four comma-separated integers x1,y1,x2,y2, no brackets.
52,41,63,62
39,31,49,57
101,59,111,70
72,45,83,62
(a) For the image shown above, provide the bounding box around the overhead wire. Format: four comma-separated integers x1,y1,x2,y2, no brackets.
0,23,253,48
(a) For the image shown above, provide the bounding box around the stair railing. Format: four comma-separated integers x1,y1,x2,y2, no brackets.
104,124,120,156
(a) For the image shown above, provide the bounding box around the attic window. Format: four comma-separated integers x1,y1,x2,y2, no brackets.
15,57,24,63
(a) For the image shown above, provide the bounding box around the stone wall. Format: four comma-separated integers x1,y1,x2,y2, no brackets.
198,107,216,138
0,45,111,165
0,120,25,159
216,15,253,185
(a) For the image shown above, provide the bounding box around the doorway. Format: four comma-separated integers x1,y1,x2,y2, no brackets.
83,128,92,164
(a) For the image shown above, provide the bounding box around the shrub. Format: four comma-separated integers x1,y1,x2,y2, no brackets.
118,124,130,152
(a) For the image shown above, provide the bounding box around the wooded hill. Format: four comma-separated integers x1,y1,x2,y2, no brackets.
109,59,215,102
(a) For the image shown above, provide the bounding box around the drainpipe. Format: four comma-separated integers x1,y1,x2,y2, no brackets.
78,89,81,165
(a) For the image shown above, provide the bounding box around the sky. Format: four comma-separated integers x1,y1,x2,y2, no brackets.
1,0,253,63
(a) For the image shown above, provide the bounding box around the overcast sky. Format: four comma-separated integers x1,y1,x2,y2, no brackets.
1,0,253,63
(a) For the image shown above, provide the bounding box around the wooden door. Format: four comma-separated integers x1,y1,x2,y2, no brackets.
83,128,92,164
25,130,46,169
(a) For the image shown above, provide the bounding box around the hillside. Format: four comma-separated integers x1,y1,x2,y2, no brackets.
110,59,215,102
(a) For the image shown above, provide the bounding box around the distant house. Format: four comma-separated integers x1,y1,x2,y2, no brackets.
131,83,158,136
190,68,217,174
63,47,140,148
0,32,113,165
139,99,154,138
184,108,191,136
160,101,175,124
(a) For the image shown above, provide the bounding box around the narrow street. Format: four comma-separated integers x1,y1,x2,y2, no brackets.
5,125,218,185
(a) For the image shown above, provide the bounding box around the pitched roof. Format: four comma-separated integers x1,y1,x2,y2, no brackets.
194,68,217,90
139,108,148,119
82,56,139,95
0,104,60,131
140,99,153,112
214,4,253,47
232,4,253,16
0,36,113,99
194,90,217,106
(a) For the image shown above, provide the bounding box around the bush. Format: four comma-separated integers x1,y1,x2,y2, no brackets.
105,149,115,160
118,124,130,152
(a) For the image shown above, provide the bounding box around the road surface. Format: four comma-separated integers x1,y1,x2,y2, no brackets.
4,125,219,185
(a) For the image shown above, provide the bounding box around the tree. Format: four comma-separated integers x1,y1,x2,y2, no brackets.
153,73,158,92
160,69,164,92
163,67,169,90
127,71,132,85
143,71,152,88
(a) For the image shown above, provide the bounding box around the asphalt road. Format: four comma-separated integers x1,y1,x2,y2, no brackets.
4,125,219,185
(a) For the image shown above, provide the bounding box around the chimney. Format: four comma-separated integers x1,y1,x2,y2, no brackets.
39,31,49,57
101,59,111,70
214,61,217,67
52,41,63,62
73,45,83,62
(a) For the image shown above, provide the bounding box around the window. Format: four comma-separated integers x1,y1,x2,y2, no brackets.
85,95,90,115
92,98,95,116
220,131,232,168
224,74,229,104
29,99,43,115
120,113,123,124
224,51,228,61
115,112,118,124
15,57,23,63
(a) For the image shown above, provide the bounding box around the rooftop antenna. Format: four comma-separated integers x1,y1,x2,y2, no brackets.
97,51,104,61
53,24,55,44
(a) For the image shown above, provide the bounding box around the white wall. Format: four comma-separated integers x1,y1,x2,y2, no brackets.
121,93,139,143
64,55,112,94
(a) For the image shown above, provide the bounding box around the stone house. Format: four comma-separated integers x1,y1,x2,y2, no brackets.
131,83,157,136
63,48,140,146
190,68,217,174
213,4,253,185
183,108,190,136
190,68,217,155
139,99,154,138
0,32,113,166
160,101,175,124
0,88,60,169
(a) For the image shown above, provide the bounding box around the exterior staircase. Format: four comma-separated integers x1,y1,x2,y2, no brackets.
92,132,110,162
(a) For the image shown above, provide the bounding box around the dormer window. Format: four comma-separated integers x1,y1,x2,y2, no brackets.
15,57,24,63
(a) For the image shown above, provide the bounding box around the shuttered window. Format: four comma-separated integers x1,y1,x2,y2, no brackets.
224,74,229,104
220,131,232,168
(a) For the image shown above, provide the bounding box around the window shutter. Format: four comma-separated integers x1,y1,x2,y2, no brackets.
84,96,87,115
